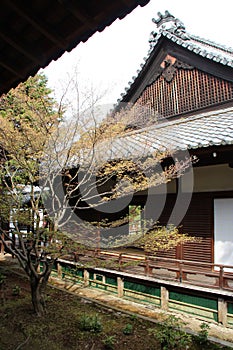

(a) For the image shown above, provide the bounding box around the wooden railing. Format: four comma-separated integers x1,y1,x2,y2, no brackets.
2,235,233,291
81,250,233,291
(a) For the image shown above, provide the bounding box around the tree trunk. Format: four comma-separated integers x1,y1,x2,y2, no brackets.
30,276,46,317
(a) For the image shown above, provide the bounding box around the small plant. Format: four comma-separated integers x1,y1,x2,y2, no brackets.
129,314,138,322
123,323,133,335
195,322,210,346
12,285,21,296
149,315,192,350
102,335,116,350
79,313,102,333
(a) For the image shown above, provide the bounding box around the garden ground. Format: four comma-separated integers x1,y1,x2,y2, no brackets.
0,255,233,350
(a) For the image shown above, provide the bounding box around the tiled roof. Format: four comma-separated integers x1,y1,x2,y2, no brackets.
96,107,233,161
150,11,233,67
117,11,233,103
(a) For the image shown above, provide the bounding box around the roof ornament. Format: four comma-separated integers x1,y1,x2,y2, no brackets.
151,10,190,40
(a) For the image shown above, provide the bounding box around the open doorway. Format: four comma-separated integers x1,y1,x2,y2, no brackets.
129,205,142,235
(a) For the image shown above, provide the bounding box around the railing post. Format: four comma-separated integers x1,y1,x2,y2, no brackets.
84,269,90,287
117,277,124,298
218,298,228,326
219,266,224,288
145,256,151,276
178,261,184,282
161,286,169,310
57,262,62,278
94,248,100,257
118,253,123,271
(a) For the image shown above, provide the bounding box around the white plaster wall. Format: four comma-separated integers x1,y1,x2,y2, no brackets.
182,163,233,192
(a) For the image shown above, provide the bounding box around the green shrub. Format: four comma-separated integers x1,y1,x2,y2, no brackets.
129,314,138,322
12,285,21,296
79,313,102,333
149,315,192,350
197,322,209,344
122,323,133,335
102,335,116,349
194,322,223,350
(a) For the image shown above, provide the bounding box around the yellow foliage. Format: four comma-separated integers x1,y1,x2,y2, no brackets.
135,224,200,254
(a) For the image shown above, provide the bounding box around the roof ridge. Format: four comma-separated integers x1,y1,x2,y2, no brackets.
150,106,233,131
151,11,233,54
154,106,233,129
189,34,233,55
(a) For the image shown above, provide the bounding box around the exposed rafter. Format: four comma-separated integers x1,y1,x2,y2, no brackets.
5,0,68,49
0,0,150,96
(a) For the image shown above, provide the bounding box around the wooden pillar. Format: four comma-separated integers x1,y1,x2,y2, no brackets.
117,277,124,298
218,298,228,327
84,269,90,287
57,263,62,278
161,286,169,310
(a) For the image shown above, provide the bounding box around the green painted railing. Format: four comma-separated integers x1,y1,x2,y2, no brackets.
49,258,233,327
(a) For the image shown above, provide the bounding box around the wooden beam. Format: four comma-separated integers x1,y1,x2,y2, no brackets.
58,0,97,30
0,30,40,64
0,59,24,78
121,0,135,8
5,0,68,50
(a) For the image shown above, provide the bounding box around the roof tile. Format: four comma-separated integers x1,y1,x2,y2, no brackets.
102,107,233,160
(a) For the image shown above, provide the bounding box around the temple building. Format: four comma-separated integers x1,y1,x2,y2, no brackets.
113,11,233,265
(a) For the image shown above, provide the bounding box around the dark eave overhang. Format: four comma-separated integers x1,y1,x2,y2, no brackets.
0,0,149,96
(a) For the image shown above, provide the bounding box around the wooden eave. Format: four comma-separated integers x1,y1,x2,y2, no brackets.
0,0,149,96
189,144,233,167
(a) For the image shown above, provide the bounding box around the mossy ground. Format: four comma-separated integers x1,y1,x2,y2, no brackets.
0,259,231,350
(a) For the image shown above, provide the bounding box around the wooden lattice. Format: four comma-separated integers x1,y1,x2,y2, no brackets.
136,68,233,120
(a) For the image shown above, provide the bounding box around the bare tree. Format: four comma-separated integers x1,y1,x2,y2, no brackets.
0,73,194,316
40,91,195,250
